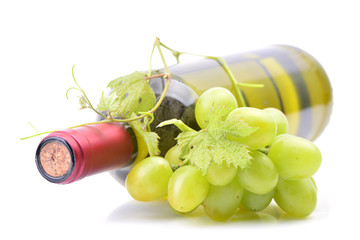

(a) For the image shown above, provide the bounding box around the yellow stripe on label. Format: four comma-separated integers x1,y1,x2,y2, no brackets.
260,58,300,136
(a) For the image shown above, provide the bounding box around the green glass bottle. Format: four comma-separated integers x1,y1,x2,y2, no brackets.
112,45,332,184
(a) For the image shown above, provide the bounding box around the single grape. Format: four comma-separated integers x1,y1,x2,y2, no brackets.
226,107,276,149
202,179,244,221
268,135,322,179
125,156,173,202
237,150,278,194
264,107,289,135
167,165,209,213
274,178,317,217
206,161,237,186
164,145,183,165
169,204,197,216
241,189,274,212
195,87,238,129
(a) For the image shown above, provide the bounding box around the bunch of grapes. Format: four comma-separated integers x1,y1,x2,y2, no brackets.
125,87,321,221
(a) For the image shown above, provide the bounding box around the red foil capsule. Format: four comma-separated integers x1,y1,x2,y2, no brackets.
35,123,134,184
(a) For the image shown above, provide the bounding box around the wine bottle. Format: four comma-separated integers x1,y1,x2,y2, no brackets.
111,45,333,185
35,45,332,184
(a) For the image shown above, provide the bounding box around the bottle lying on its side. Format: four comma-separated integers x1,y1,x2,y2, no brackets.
34,45,332,184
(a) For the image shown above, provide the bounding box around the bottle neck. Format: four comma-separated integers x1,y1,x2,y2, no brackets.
35,123,134,184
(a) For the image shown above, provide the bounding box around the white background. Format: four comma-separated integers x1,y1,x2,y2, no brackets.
1,0,359,239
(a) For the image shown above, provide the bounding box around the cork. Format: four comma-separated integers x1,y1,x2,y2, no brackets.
39,141,71,177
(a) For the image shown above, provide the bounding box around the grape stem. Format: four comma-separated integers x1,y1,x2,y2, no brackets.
171,158,189,171
159,41,264,108
20,120,112,140
67,65,109,119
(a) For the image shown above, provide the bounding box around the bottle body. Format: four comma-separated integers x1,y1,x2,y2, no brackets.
112,45,333,184
166,45,332,140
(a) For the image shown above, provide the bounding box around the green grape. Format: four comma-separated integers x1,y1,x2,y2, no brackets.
241,189,274,212
310,177,317,193
268,135,321,179
168,165,210,213
237,151,278,194
226,107,276,149
164,145,183,165
195,87,238,129
125,156,173,202
202,179,244,221
263,107,289,135
205,162,237,186
274,178,317,217
169,204,196,216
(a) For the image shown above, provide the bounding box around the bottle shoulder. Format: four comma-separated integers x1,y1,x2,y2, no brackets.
149,76,200,156
149,75,199,107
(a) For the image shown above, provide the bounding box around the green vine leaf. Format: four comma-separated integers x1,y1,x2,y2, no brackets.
159,105,258,174
97,91,118,115
97,71,156,119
